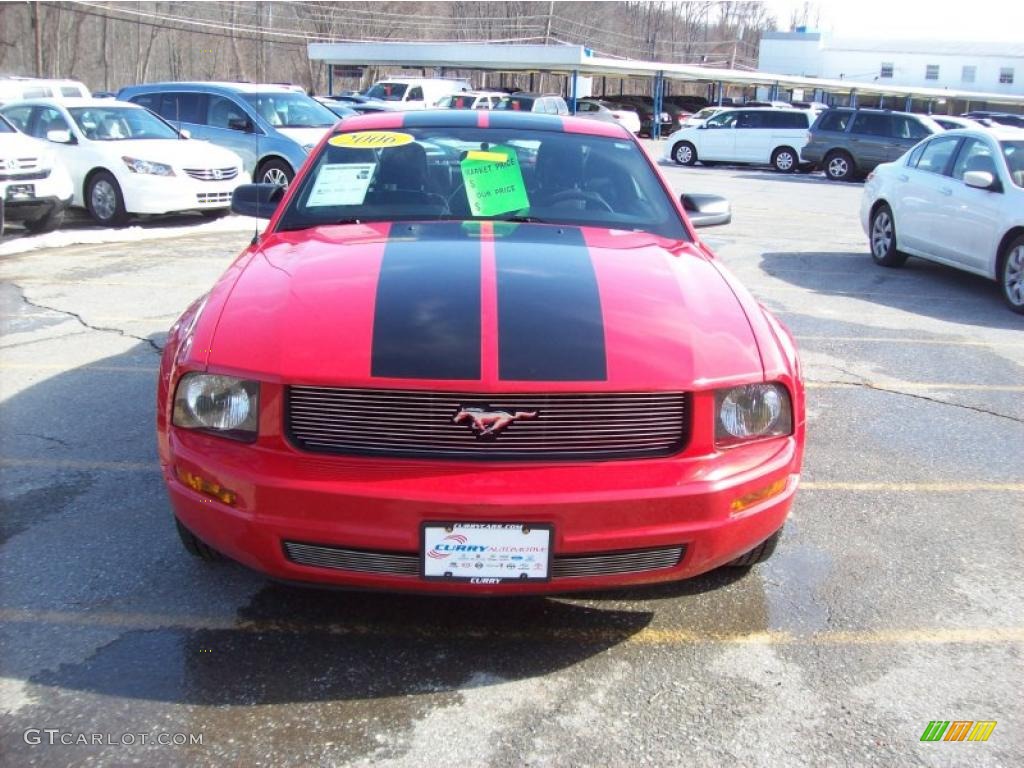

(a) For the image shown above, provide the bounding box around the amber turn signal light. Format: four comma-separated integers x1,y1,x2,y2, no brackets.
177,467,237,506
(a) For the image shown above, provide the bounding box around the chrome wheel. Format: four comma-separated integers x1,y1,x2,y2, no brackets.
91,180,117,221
1004,245,1024,307
871,211,892,259
775,150,795,171
674,143,693,165
827,155,849,179
262,167,289,187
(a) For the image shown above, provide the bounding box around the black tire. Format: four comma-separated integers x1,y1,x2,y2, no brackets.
175,518,223,562
823,150,855,181
726,527,782,567
869,203,908,268
672,141,697,166
999,234,1024,314
256,158,294,188
771,146,798,173
86,170,129,226
200,208,230,220
23,205,65,233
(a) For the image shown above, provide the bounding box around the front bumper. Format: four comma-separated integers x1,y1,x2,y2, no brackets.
0,193,71,223
120,171,251,215
164,429,801,595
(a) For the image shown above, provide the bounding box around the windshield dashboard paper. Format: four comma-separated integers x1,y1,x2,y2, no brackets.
307,163,376,206
460,144,530,216
423,523,551,580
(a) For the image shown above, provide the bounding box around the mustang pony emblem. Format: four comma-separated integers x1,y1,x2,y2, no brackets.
452,407,538,439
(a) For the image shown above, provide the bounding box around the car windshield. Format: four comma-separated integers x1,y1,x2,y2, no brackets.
364,83,408,101
241,93,336,128
0,115,14,133
692,108,719,120
69,106,178,140
1002,141,1024,188
277,126,688,240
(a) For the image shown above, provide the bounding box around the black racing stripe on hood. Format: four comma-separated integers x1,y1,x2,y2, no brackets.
371,222,481,380
495,224,607,381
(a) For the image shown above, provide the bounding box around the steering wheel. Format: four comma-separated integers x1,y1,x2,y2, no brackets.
545,188,614,213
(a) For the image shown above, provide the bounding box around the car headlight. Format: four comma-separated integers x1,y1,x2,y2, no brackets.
172,373,259,441
122,156,175,176
715,383,792,447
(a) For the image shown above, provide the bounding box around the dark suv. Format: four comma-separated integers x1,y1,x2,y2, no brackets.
803,108,941,181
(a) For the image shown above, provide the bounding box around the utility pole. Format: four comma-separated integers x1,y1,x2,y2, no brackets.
544,0,553,43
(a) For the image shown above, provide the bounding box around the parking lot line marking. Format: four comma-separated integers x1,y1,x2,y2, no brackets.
0,458,160,472
0,607,1020,646
807,381,1024,392
795,335,1024,350
0,363,157,373
1,312,177,323
801,481,1024,492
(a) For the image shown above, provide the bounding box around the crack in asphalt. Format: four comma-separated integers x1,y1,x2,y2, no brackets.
17,432,71,448
809,365,1023,424
14,285,163,354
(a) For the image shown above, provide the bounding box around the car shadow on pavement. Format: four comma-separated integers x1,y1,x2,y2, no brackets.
1,341,654,708
733,172,858,185
760,251,1023,329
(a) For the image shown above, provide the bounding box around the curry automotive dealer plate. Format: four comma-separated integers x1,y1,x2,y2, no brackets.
422,523,552,582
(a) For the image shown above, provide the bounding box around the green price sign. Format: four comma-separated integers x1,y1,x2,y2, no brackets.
460,145,530,217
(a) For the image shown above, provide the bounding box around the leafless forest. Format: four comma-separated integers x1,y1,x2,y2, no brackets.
0,1,786,94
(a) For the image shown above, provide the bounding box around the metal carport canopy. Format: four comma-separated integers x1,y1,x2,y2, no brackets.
307,41,1024,106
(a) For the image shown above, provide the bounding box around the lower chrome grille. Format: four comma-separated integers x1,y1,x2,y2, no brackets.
184,167,239,181
284,542,419,575
196,191,232,204
283,541,686,579
0,168,49,181
286,387,689,460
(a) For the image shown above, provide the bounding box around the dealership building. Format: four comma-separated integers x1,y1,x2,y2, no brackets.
758,31,1024,98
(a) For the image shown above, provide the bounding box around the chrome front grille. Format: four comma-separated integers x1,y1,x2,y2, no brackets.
284,542,419,575
286,387,689,460
184,167,239,181
195,191,232,204
552,547,684,577
283,541,686,579
0,157,40,172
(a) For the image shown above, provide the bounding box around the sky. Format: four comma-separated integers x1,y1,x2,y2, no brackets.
762,0,1024,44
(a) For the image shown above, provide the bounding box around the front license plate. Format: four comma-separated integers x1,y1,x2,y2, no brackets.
6,184,35,200
422,523,552,582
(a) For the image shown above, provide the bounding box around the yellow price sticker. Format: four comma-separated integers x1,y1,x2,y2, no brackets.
465,150,508,162
328,131,415,149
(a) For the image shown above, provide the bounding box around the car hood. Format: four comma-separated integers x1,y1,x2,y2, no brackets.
109,138,241,168
0,131,52,159
275,127,331,148
204,222,763,390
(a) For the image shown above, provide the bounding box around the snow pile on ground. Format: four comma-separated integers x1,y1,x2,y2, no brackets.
0,214,263,257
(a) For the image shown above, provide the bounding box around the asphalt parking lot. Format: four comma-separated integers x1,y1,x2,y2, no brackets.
1,151,1022,767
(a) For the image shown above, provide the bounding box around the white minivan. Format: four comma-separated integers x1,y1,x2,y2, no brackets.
664,107,813,172
363,78,471,110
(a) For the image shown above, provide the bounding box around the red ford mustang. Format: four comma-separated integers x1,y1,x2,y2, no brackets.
157,109,805,594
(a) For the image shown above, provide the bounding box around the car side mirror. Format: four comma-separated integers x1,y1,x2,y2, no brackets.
178,128,191,139
963,170,1000,192
46,129,73,144
231,183,285,219
681,193,731,228
227,117,253,133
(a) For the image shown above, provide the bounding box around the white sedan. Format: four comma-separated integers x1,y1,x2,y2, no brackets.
861,126,1024,313
0,98,249,226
